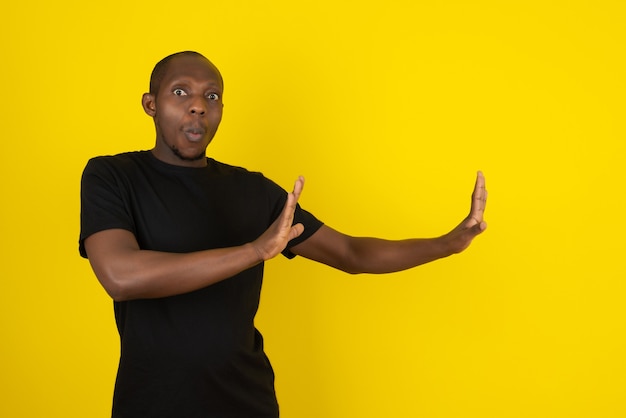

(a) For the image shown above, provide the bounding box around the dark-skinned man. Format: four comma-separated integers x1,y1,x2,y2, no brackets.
80,51,487,418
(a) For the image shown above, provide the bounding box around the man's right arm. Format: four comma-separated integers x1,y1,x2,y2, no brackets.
84,176,305,301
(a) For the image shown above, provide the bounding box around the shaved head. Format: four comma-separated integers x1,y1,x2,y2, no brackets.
149,51,223,97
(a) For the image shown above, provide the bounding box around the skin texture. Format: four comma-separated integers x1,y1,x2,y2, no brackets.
142,53,224,166
84,53,487,302
291,172,487,273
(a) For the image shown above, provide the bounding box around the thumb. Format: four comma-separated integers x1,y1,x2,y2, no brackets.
473,221,487,234
288,223,305,241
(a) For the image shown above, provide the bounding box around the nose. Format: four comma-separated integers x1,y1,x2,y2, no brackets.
189,96,206,116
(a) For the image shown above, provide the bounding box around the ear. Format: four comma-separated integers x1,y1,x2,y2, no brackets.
142,93,157,117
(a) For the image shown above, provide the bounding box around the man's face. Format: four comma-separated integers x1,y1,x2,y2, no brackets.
143,55,224,167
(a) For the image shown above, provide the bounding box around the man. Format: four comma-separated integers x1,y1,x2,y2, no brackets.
79,51,487,417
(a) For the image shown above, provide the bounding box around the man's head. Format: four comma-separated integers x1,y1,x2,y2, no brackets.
149,51,224,98
142,51,224,167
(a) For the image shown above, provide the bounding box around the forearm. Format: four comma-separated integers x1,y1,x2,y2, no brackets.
342,236,452,274
86,231,262,301
86,182,306,302
291,226,456,274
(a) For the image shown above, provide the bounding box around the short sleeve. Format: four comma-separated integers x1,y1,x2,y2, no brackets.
79,157,136,258
282,204,324,259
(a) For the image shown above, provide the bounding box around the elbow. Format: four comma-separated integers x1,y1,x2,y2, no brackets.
94,267,138,302
107,286,134,302
101,276,134,302
332,249,370,275
337,257,367,275
342,264,365,275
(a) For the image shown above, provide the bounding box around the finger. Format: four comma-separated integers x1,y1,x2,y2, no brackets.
479,171,487,207
292,176,305,201
482,189,488,212
280,176,305,230
470,171,487,219
285,175,305,219
473,171,485,198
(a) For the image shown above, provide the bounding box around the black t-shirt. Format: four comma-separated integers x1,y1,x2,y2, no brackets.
79,151,323,418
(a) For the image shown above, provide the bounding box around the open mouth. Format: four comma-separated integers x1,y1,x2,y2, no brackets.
184,127,206,142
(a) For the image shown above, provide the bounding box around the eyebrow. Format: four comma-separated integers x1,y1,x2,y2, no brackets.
167,77,222,89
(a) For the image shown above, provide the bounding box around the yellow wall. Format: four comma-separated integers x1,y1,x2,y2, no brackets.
1,1,625,417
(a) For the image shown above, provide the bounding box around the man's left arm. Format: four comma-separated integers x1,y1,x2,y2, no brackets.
290,171,487,274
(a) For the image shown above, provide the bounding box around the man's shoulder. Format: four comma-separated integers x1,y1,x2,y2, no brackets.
83,152,273,189
86,150,149,167
207,159,285,196
208,158,265,180
83,151,152,177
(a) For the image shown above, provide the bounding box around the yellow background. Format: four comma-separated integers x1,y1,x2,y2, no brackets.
1,1,625,417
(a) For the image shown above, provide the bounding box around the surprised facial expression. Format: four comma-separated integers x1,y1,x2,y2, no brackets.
143,55,224,167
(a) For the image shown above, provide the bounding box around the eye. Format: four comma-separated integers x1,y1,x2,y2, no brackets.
207,93,220,101
173,88,187,96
